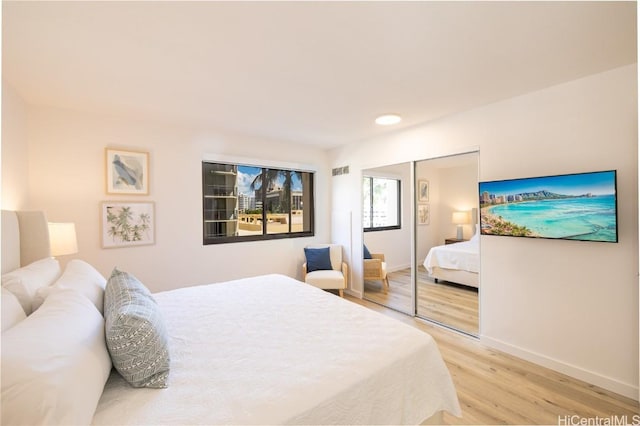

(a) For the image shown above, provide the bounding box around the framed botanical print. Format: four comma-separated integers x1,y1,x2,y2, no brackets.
101,201,155,248
417,203,430,225
106,148,149,195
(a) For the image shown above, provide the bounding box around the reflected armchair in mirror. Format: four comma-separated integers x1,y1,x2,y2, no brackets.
364,253,389,293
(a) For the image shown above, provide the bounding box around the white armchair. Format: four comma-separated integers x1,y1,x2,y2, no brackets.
302,244,348,297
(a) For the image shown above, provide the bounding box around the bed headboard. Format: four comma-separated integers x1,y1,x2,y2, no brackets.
1,210,51,274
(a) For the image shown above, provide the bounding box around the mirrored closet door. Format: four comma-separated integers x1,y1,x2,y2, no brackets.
415,152,480,336
362,162,414,315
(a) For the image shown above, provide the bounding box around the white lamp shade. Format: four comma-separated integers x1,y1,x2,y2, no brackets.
451,211,469,225
48,223,78,256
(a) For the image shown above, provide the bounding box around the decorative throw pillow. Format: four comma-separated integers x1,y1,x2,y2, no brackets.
104,268,170,388
363,244,372,259
304,247,333,273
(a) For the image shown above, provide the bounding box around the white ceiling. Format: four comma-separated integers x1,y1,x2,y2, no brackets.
2,1,636,149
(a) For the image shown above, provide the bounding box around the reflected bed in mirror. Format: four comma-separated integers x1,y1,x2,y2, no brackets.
423,225,479,288
415,151,480,336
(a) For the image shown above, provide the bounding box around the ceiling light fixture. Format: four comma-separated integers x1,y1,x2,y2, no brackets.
375,114,402,126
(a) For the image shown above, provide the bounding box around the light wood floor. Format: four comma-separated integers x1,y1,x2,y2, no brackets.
364,266,479,335
347,296,639,425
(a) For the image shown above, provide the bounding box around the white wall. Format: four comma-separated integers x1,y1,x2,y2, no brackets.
3,100,331,292
1,82,29,210
437,164,477,242
330,64,639,399
415,162,437,265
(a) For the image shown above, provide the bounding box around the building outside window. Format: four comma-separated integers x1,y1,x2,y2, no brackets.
203,162,314,244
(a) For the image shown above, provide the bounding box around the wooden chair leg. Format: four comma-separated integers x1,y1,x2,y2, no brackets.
384,277,390,293
339,289,344,298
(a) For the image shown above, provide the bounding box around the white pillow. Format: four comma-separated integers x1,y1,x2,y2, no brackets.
1,289,112,426
1,258,61,315
33,259,107,314
470,224,481,242
1,287,27,332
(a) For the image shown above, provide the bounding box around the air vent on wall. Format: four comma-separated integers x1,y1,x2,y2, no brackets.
332,166,349,176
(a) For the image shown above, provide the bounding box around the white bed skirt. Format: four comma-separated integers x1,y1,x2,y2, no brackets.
429,266,479,288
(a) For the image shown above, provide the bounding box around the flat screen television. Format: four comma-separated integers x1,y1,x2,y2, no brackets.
479,170,618,243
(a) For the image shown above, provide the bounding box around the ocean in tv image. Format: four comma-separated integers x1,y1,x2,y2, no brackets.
479,170,617,243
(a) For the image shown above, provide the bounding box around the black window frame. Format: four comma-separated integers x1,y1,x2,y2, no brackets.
203,161,315,244
363,175,402,232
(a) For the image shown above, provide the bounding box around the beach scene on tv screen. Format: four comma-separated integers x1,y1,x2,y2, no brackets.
479,171,617,242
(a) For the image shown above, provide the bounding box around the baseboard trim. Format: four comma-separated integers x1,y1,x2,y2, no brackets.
481,335,639,401
345,288,362,299
388,263,411,273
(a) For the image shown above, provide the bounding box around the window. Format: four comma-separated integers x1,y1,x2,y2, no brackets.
203,162,314,244
363,176,401,231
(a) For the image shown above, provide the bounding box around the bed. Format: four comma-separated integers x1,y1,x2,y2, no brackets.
1,210,461,425
423,228,480,289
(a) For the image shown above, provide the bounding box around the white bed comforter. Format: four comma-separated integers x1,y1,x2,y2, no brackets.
93,274,460,425
424,240,479,274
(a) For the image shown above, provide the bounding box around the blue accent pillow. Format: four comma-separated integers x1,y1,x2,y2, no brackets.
304,247,333,273
363,244,372,259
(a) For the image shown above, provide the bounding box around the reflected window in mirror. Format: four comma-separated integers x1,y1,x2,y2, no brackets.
363,176,401,232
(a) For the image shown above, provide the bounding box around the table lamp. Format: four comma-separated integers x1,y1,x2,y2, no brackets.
451,211,469,240
48,222,78,257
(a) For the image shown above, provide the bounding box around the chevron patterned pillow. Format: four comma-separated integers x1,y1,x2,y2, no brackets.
104,268,170,388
